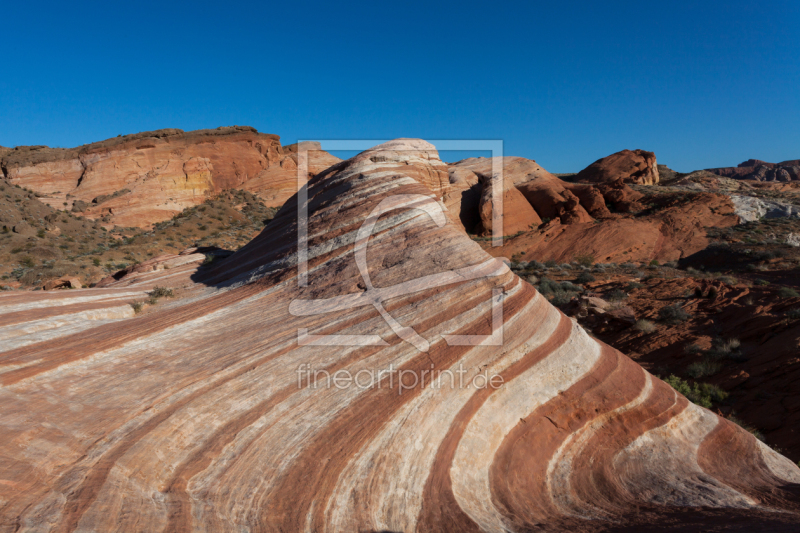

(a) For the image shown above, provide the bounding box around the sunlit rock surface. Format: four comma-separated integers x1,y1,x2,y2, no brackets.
1,140,799,532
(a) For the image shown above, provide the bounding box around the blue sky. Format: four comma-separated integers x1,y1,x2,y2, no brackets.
1,0,798,172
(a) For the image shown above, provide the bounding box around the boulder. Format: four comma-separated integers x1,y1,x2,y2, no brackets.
576,149,660,185
43,276,82,290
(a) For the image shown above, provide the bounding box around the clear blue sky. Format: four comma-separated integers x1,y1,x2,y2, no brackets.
1,0,798,172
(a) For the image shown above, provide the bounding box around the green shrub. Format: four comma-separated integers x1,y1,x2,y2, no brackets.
778,287,800,298
19,256,35,268
663,375,727,408
36,229,46,238
649,259,660,266
130,301,144,314
787,308,800,320
658,304,691,323
576,272,595,284
92,257,101,267
755,279,769,286
551,291,575,306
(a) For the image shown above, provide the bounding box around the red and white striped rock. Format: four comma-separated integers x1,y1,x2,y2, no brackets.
0,139,798,532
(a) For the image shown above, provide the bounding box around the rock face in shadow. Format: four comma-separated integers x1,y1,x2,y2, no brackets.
576,148,660,185
0,127,340,228
0,139,798,532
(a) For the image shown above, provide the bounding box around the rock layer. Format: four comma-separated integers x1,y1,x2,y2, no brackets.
0,127,340,228
0,140,798,532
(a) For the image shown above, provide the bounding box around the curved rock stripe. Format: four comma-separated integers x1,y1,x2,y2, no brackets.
0,139,798,532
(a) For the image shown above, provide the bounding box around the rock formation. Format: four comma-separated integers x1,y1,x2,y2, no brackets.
0,127,340,228
447,156,735,263
576,148,660,185
1,140,798,532
708,159,800,182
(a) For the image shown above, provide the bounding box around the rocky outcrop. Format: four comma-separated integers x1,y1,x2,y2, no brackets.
576,148,660,185
0,127,340,228
1,139,798,532
708,158,800,182
729,194,800,222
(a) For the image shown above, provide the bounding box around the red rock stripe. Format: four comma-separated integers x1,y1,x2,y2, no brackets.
488,344,642,529
261,282,534,533
697,419,800,511
565,360,688,517
416,311,573,533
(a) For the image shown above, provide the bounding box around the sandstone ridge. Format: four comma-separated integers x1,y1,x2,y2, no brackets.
1,139,798,531
0,127,340,228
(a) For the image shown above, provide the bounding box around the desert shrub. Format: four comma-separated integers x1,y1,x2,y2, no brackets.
687,360,722,379
787,308,800,320
559,281,581,292
663,375,727,409
627,282,644,291
130,301,144,314
717,275,737,285
576,272,595,284
536,277,560,295
779,287,800,298
755,279,769,286
150,286,174,298
707,287,718,299
92,257,101,266
574,253,595,267
621,262,636,269
634,319,656,334
551,291,576,306
525,274,539,285
658,304,691,323
685,343,704,354
607,289,628,301
544,260,558,268
19,256,35,268
36,228,46,238
649,259,660,266
530,261,545,270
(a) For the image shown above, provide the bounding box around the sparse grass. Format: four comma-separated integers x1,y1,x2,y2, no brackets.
634,319,656,334
687,360,722,378
728,414,765,441
658,304,691,324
